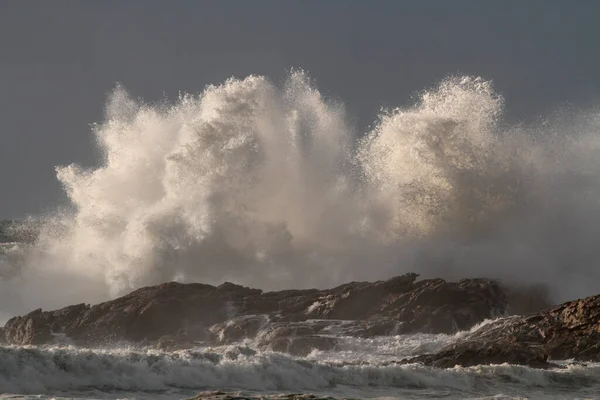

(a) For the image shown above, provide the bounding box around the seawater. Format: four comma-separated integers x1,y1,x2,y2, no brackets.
1,326,599,399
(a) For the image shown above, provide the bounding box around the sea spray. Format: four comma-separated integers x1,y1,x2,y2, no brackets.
2,71,600,319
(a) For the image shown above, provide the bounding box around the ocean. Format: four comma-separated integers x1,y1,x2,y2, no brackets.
2,326,600,400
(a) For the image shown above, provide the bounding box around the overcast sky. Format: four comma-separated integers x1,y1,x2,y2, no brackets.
1,0,599,219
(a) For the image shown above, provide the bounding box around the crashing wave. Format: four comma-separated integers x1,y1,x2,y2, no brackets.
2,71,600,318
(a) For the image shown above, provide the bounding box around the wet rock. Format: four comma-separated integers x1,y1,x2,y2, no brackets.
253,321,339,356
156,336,197,352
3,304,89,346
3,309,52,345
408,341,551,369
264,335,337,356
224,345,257,360
259,323,323,341
154,325,214,351
406,293,600,368
322,318,401,337
2,273,510,349
210,315,269,344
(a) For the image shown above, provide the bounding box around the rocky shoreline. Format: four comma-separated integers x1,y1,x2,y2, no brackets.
1,273,509,352
3,272,593,369
404,292,600,368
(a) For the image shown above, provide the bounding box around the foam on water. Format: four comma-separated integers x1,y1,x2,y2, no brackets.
2,70,600,318
0,335,599,399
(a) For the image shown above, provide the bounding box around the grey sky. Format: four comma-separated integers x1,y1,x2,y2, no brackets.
1,0,598,219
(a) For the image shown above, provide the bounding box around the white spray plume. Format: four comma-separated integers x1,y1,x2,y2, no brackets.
2,70,600,319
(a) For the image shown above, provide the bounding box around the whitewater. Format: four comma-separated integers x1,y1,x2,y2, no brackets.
2,324,600,400
2,71,600,398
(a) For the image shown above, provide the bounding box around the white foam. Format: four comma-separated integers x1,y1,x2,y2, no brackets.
0,344,599,398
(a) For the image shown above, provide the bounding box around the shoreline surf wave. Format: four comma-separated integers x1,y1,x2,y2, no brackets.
1,337,599,398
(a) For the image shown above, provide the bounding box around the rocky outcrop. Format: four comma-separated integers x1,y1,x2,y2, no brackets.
408,339,552,369
1,273,510,354
405,293,600,368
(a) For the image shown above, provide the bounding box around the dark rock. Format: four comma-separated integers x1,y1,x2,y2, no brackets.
155,325,214,351
341,318,400,337
210,315,269,344
259,323,323,342
250,319,342,356
2,273,510,352
405,293,600,368
2,305,89,345
408,341,551,369
155,335,197,352
224,346,257,360
264,335,337,356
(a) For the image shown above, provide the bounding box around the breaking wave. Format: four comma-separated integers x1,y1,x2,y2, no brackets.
2,70,600,317
1,342,599,398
